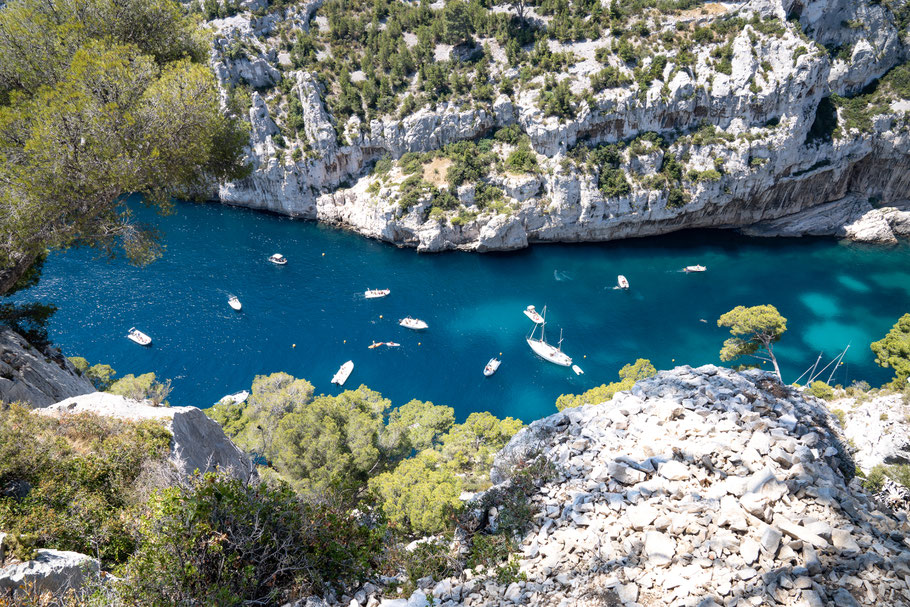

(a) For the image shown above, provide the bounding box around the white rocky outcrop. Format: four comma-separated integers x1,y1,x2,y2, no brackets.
39,392,254,482
211,0,910,252
368,366,910,607
840,392,910,472
0,328,94,408
0,547,99,599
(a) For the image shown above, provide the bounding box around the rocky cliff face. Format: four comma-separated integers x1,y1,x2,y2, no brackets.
318,366,910,607
40,392,255,482
0,328,94,408
212,0,910,251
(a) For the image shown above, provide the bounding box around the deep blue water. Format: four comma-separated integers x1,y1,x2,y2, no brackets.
12,201,910,422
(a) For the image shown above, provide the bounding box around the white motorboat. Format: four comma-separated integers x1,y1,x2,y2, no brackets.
526,307,572,367
269,253,287,265
332,360,354,386
484,358,501,377
617,275,629,290
572,365,584,375
684,265,706,273
364,289,390,299
218,390,249,405
523,305,544,324
228,296,242,311
126,327,152,346
399,317,428,330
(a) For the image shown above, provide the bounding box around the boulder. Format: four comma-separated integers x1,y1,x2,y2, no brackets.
0,328,94,408
0,549,99,598
39,392,254,482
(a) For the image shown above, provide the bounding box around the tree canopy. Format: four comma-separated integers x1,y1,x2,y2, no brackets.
0,0,249,295
717,304,787,381
871,313,910,389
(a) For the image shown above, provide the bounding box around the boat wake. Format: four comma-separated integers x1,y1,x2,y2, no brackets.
553,270,573,282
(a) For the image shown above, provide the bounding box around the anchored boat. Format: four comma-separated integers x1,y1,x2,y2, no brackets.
219,390,249,405
617,275,629,290
524,305,544,324
399,317,428,330
332,361,354,386
126,327,152,346
484,358,501,377
684,265,706,273
364,289,390,299
228,296,242,311
269,253,287,265
526,307,572,367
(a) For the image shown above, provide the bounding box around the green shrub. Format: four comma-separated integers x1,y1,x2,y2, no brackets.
505,143,539,174
108,372,171,405
0,403,172,567
862,464,910,493
809,380,835,400
556,359,656,411
830,408,847,427
115,473,384,604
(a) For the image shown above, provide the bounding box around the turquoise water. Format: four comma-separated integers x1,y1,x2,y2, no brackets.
11,200,910,422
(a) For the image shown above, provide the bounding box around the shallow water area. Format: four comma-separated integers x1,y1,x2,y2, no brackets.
13,200,910,422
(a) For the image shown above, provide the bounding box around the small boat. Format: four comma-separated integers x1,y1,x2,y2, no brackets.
484,358,501,377
228,296,242,311
218,390,249,405
526,307,572,367
399,317,428,330
269,253,287,265
617,275,629,290
524,305,544,324
684,265,706,273
572,364,584,375
368,341,400,349
331,360,354,386
126,327,152,346
364,289,390,299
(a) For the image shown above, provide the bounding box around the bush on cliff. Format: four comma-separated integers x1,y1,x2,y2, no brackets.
556,358,656,411
115,472,384,606
871,313,910,389
0,403,172,568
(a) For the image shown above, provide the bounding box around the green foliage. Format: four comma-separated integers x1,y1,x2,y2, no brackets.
538,75,577,119
0,403,171,567
442,1,474,45
3,532,38,563
438,412,523,489
505,142,539,174
871,313,910,389
108,372,172,406
809,381,835,400
830,408,847,427
207,372,315,462
590,66,631,91
862,464,910,493
369,450,463,534
116,473,384,605
68,357,117,391
386,398,455,453
555,359,656,411
0,0,249,295
718,305,787,380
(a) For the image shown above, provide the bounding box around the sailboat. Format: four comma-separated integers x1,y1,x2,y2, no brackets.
526,307,572,367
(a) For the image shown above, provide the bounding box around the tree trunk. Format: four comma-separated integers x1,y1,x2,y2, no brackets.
0,251,40,297
766,341,783,382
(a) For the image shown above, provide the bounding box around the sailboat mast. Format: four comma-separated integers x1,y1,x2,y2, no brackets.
558,328,563,351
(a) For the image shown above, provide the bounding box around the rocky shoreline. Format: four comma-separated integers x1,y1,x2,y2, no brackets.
212,0,910,252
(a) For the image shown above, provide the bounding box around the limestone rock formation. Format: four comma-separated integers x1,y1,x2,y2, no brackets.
0,548,99,599
211,0,910,251
0,328,94,408
840,392,910,472
39,392,255,482
377,366,908,606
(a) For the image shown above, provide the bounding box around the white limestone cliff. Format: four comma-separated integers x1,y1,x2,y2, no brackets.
210,0,910,251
